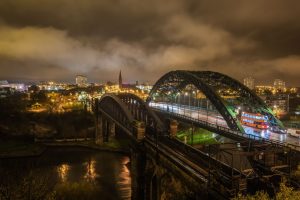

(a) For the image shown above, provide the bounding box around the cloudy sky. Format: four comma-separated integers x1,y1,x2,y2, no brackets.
0,0,299,85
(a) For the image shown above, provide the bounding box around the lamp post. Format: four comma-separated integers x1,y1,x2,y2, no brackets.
287,94,290,113
206,100,209,123
184,92,188,116
177,92,181,114
189,92,191,117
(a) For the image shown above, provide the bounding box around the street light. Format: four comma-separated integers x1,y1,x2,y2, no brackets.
206,100,209,123
184,92,188,115
177,92,181,114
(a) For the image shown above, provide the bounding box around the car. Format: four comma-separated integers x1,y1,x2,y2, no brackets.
269,126,287,134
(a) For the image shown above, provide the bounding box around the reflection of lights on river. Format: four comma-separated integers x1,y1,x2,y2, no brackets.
84,159,98,182
57,164,70,182
118,157,131,199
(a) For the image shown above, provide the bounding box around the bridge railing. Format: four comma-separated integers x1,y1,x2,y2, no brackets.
150,105,300,151
152,135,247,196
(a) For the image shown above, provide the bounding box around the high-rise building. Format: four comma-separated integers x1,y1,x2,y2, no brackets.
76,75,87,87
243,77,255,90
274,79,286,91
119,70,123,88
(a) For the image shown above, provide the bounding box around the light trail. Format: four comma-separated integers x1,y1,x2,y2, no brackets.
149,102,300,147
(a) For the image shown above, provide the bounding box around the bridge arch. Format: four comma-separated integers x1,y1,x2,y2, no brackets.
95,93,166,140
97,94,135,133
147,70,283,133
118,93,166,134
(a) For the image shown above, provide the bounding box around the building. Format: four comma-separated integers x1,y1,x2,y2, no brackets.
265,94,288,116
274,79,286,91
76,75,88,87
37,81,66,91
0,80,9,86
119,70,123,89
8,83,26,92
243,77,255,90
0,87,12,98
0,80,27,92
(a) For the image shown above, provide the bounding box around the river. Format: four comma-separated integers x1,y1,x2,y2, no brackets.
0,147,132,200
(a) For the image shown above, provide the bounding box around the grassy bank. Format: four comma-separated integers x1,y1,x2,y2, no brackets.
176,128,219,145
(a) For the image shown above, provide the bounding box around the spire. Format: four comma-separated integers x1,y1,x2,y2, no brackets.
119,70,122,88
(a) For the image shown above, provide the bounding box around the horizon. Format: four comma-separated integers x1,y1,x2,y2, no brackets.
1,0,300,85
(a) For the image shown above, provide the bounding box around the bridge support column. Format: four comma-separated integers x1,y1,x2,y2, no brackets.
169,120,178,138
95,114,103,145
103,119,110,143
110,122,116,139
135,121,145,140
131,148,146,200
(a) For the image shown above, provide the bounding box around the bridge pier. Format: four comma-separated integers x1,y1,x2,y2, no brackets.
169,119,178,137
134,121,145,140
131,147,146,200
110,122,116,138
103,119,109,142
95,114,116,144
95,114,103,144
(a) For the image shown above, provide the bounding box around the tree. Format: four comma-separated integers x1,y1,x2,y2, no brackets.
31,91,47,103
28,85,40,93
233,181,300,200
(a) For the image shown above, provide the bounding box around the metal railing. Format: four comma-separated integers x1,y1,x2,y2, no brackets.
150,104,300,151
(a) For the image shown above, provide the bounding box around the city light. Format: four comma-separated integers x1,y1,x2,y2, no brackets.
0,1,300,198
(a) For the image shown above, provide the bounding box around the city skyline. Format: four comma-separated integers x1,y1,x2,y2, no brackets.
0,0,300,85
1,1,300,199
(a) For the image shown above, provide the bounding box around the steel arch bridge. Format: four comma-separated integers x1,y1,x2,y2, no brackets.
94,93,166,141
117,93,166,134
147,70,284,134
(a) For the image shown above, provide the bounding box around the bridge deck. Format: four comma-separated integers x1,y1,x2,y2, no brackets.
150,104,300,151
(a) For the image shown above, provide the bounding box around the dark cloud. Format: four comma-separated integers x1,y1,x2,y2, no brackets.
0,0,299,85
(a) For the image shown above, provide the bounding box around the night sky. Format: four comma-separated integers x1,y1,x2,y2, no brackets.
0,0,300,85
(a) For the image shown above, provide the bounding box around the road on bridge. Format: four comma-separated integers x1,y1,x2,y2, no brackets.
149,102,300,148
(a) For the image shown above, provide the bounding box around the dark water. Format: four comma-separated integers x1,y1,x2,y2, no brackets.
0,147,131,200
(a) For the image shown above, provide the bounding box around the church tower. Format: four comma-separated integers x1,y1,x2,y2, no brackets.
118,70,122,88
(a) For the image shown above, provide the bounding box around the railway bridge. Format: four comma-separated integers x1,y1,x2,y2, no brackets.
92,74,293,199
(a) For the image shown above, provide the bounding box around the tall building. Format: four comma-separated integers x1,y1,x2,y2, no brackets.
243,77,255,90
274,79,286,91
76,75,87,87
119,70,123,88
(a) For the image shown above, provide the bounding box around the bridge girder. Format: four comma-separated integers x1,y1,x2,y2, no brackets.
147,70,284,133
117,93,167,134
97,94,135,131
96,93,166,138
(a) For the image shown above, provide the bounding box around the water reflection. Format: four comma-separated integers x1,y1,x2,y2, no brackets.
57,163,70,183
117,157,131,200
1,148,132,200
84,158,98,182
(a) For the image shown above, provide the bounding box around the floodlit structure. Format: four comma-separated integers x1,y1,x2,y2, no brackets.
147,70,284,134
76,75,88,87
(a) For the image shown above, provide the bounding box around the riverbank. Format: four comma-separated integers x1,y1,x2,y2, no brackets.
0,140,46,158
0,138,131,159
0,146,132,200
44,139,130,154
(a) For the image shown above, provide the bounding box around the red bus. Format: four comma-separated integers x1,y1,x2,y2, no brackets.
240,112,268,129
